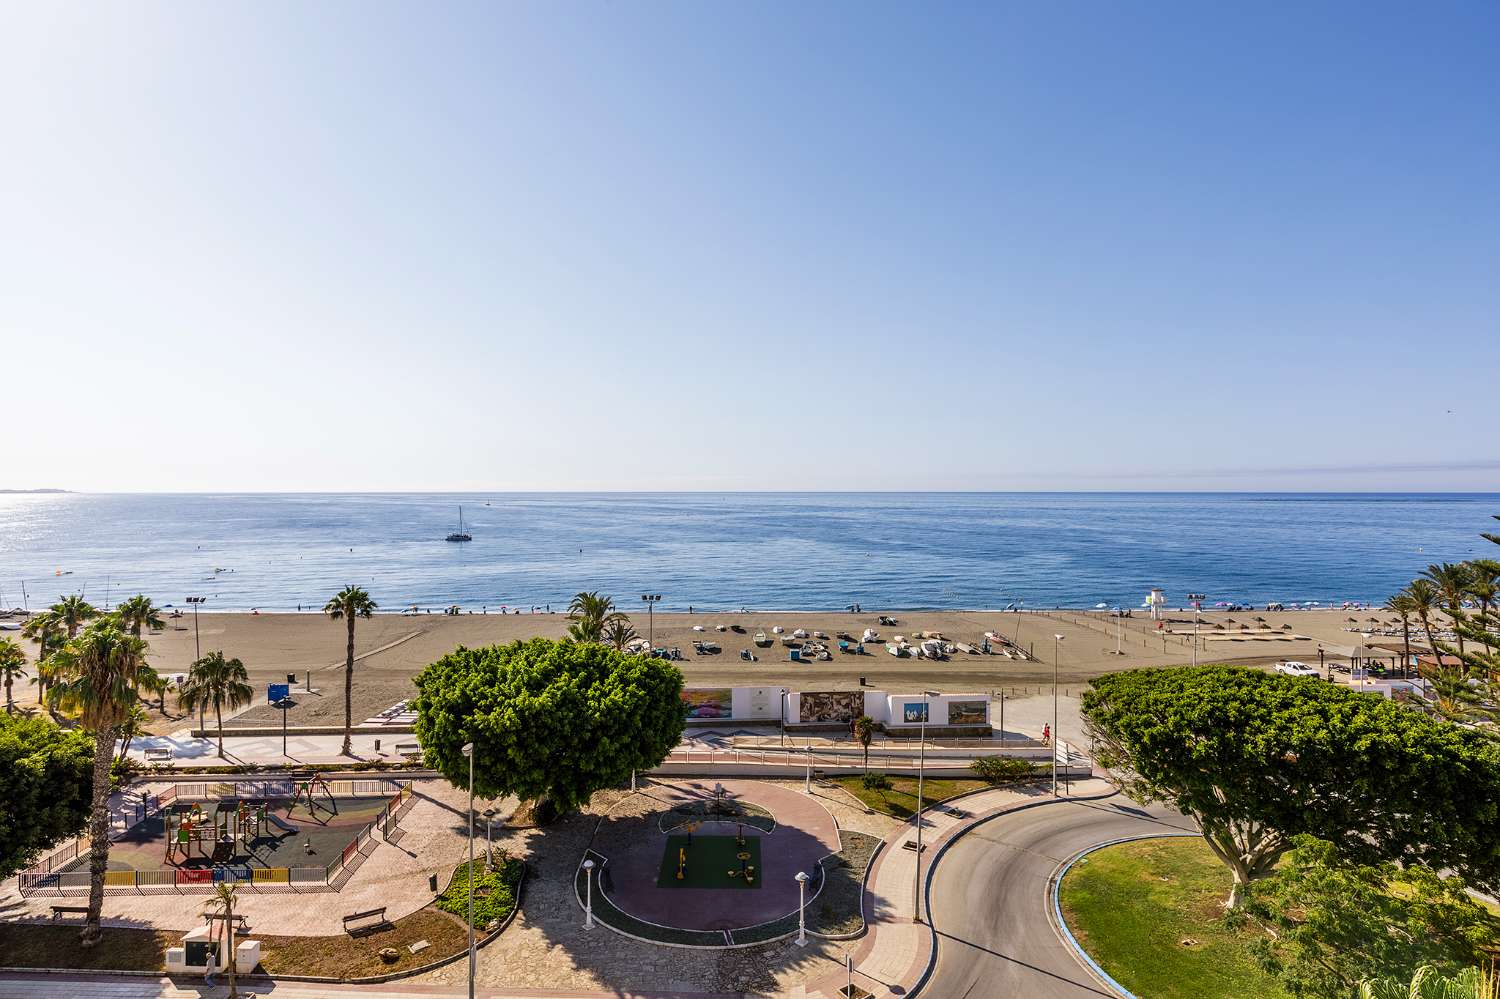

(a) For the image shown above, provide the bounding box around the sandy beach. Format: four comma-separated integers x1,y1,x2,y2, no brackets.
0,606,1402,735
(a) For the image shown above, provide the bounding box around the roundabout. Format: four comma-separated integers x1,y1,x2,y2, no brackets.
585,779,843,936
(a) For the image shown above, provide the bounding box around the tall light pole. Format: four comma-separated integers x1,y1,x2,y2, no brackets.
804,738,813,794
582,859,595,929
780,688,789,748
913,688,939,921
795,871,810,945
187,596,207,731
640,594,661,647
1052,636,1064,797
461,742,475,999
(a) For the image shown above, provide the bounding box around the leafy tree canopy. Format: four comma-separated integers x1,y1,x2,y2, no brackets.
0,713,93,878
412,638,685,811
1237,836,1500,999
1083,666,1500,904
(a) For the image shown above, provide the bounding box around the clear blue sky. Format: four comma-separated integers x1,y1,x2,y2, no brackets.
2,2,1496,491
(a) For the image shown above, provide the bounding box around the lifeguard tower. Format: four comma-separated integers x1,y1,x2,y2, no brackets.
1146,588,1166,621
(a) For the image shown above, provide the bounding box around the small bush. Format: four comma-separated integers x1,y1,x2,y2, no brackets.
437,854,524,928
862,773,892,790
969,755,1036,784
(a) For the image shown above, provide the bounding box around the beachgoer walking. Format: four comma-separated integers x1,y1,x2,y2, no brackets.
1042,723,1051,745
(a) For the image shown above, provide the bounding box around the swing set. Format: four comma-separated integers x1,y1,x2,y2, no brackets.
286,773,339,820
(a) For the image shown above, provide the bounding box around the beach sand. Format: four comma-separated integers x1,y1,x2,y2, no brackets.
14,606,1395,735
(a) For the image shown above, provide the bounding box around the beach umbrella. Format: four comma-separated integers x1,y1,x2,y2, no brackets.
1095,602,1108,609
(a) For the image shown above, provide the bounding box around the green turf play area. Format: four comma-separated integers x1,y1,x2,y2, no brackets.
656,834,762,889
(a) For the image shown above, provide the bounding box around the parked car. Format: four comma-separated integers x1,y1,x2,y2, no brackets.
1274,661,1320,678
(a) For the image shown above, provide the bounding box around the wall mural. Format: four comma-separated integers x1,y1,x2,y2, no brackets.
682,688,733,720
947,699,988,725
798,690,864,723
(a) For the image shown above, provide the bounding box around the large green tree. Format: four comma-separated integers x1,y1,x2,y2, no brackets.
1238,836,1499,999
0,637,27,713
413,638,685,811
0,712,93,879
324,585,376,756
46,623,149,945
1082,666,1500,907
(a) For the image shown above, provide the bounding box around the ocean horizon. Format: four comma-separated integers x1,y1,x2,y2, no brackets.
1,491,1496,614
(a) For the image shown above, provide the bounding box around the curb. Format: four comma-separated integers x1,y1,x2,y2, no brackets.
907,783,1120,998
1047,833,1198,999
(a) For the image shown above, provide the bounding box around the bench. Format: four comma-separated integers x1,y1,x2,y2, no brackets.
203,912,250,933
51,906,90,921
394,742,421,760
144,747,173,762
343,907,389,936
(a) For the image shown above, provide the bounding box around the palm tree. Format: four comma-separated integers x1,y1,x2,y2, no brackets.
1384,592,1416,670
21,610,64,703
1358,963,1499,999
1466,559,1500,653
1405,579,1444,667
566,591,622,643
0,637,26,713
207,883,242,999
177,652,253,757
853,716,877,773
115,702,148,763
51,594,98,639
1423,563,1473,656
46,623,149,946
113,594,164,638
324,586,376,756
602,617,638,651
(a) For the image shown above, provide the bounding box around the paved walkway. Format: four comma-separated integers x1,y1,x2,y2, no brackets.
801,776,1115,999
0,975,742,998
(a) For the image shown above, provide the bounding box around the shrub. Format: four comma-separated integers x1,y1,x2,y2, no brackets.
861,773,891,790
969,755,1036,784
437,854,524,928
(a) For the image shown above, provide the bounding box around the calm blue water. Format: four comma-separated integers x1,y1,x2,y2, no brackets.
0,493,1495,613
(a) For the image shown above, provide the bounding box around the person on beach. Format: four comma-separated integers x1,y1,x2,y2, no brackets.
1043,723,1051,745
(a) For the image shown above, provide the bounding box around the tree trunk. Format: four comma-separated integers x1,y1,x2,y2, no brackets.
862,743,869,773
5,675,11,713
81,727,114,946
216,700,224,758
226,904,237,999
342,615,355,756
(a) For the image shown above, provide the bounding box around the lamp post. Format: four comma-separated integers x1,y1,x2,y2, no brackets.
275,697,296,757
640,594,661,647
805,738,813,793
582,859,595,929
780,688,789,748
795,871,810,945
1052,636,1064,797
187,596,207,731
913,688,939,921
461,742,475,999
482,808,497,867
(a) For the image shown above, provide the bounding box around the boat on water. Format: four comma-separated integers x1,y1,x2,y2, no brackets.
445,507,472,543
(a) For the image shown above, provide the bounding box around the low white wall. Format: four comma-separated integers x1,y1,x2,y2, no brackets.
683,686,994,728
883,692,990,729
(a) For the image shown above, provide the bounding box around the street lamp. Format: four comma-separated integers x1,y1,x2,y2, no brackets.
780,688,790,748
805,738,813,793
913,688,939,922
274,697,296,757
461,742,475,999
582,859,596,929
187,596,207,731
482,808,497,868
795,871,810,945
1052,635,1064,797
640,594,661,647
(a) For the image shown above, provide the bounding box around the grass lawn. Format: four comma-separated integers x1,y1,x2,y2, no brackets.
656,834,761,889
1059,837,1291,999
0,923,173,971
830,776,990,818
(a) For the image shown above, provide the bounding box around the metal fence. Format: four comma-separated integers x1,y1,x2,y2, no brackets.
18,779,416,897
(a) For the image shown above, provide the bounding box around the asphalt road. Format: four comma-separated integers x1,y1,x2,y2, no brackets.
921,794,1197,999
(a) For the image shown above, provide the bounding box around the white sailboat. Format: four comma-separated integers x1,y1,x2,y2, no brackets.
445,507,472,543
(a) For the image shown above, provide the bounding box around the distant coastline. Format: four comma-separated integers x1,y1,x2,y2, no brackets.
0,488,69,494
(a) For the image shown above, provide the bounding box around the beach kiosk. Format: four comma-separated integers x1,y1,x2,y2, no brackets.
166,923,260,979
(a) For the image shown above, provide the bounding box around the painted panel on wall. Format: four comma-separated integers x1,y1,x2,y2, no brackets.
682,688,733,720
947,699,987,725
799,691,863,723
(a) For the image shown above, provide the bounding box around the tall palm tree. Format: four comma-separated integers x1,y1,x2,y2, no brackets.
113,594,164,638
177,651,253,757
46,623,149,946
0,638,26,713
21,610,64,703
51,594,98,639
854,715,877,773
207,883,242,999
601,616,638,651
1384,592,1416,670
324,586,376,756
1405,579,1444,666
1466,559,1500,654
1423,562,1473,656
566,591,623,643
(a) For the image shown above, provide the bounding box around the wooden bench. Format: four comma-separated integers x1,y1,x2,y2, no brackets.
51,905,90,921
203,912,250,933
342,907,389,936
394,742,421,760
144,747,173,762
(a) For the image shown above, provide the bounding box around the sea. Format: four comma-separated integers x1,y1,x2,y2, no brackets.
0,492,1496,614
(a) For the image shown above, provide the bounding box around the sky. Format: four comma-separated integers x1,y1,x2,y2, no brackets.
1,2,1496,493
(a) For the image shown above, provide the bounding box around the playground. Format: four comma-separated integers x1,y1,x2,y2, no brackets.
656,833,762,889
